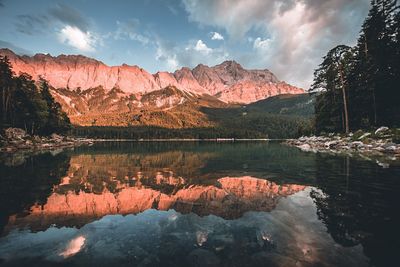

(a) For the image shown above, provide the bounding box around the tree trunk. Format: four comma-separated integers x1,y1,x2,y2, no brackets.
339,65,350,134
364,33,377,125
2,89,5,122
372,88,377,125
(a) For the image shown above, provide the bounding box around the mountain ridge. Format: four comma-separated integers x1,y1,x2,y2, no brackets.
0,48,304,104
0,48,311,132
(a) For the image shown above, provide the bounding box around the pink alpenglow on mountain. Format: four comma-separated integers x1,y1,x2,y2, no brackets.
3,176,306,231
0,48,304,104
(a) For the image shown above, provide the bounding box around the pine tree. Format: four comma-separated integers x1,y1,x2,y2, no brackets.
0,59,71,135
39,78,71,134
314,0,400,132
13,73,48,134
311,45,352,133
349,0,399,127
0,56,15,126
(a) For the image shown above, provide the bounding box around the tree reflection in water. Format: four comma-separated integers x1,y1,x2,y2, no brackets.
0,142,399,266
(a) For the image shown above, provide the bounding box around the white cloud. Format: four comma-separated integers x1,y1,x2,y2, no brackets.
182,0,370,89
155,39,228,72
58,25,97,52
253,37,271,50
114,20,150,45
156,44,179,70
193,40,212,54
211,32,224,40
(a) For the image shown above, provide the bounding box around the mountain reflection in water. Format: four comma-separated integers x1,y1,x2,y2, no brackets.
0,141,399,267
5,176,305,232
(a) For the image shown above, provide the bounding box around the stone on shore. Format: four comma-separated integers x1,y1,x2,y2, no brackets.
375,127,389,135
1,127,93,153
297,144,311,151
50,133,64,143
358,133,371,140
285,127,400,166
4,128,28,140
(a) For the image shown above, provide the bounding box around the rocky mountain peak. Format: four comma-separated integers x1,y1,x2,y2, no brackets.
0,48,304,104
0,48,17,58
218,60,243,69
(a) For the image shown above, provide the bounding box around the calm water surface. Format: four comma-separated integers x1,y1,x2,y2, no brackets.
0,142,399,267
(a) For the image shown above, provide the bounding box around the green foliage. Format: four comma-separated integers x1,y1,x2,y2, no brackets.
246,94,315,117
72,90,316,139
72,111,314,140
311,45,353,133
39,78,71,134
312,0,400,133
0,56,71,135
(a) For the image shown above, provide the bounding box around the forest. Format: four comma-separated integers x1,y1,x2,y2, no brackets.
0,52,313,139
72,112,313,140
311,0,400,134
0,56,71,135
2,1,398,139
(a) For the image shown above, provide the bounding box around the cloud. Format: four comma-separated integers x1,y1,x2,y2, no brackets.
14,14,50,35
211,32,224,40
114,20,150,45
253,37,271,50
167,5,179,15
14,3,93,41
14,3,101,53
0,40,32,55
0,0,4,8
58,25,97,52
182,0,370,89
156,41,179,70
192,40,212,54
49,3,90,32
155,38,228,71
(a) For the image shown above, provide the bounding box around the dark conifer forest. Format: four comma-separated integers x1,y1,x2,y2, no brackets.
311,0,400,134
0,56,71,135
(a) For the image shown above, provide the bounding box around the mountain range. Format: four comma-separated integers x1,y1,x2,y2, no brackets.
0,48,308,130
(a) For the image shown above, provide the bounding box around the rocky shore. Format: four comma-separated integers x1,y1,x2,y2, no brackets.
285,127,400,164
0,128,94,154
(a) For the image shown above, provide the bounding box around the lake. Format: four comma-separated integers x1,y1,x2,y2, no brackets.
0,141,399,267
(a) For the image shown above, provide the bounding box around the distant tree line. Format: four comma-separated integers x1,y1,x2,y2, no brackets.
0,56,71,135
73,113,313,140
311,0,400,133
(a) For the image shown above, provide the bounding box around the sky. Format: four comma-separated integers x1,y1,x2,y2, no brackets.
0,0,371,89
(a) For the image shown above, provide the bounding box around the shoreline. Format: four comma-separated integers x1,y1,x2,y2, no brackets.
284,128,400,165
0,128,276,155
0,137,95,154
285,137,400,156
0,128,95,154
90,138,271,142
0,137,272,155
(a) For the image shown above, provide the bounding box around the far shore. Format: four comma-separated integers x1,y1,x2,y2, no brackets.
89,138,271,142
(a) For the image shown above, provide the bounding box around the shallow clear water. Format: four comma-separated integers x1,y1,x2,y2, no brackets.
0,141,399,267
